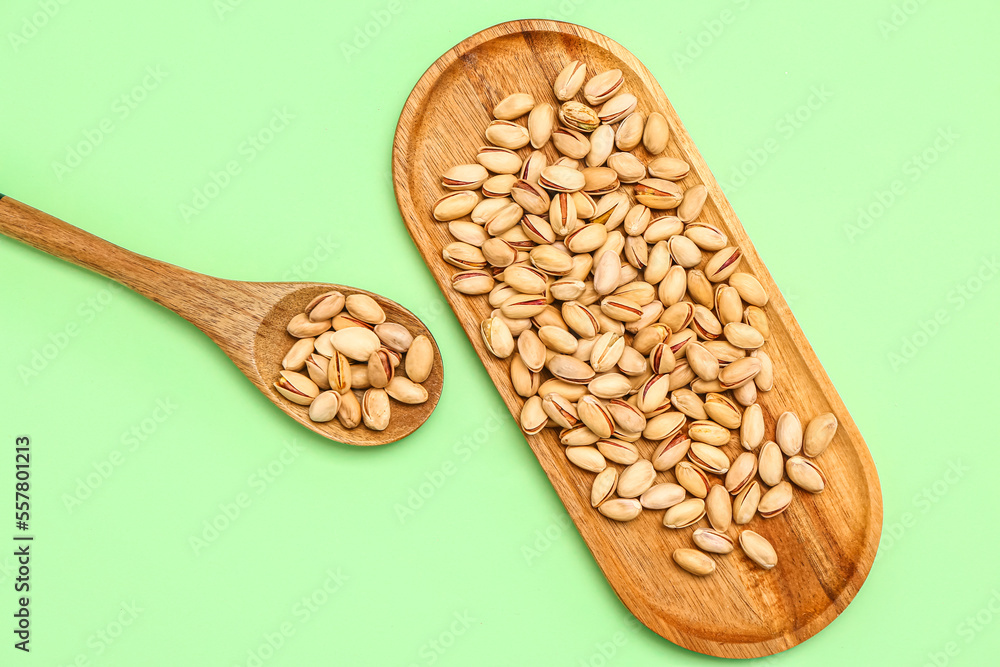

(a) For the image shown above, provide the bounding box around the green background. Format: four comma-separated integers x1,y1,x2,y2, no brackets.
1,0,998,664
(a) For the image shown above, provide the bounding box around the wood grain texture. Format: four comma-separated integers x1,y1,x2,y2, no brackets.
392,20,882,658
0,196,442,446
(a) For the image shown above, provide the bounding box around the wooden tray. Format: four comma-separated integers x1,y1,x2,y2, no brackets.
391,19,882,658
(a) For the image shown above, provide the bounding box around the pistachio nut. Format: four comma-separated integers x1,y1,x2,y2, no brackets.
751,348,774,392
551,127,591,159
442,163,489,190
510,179,551,215
510,354,540,398
282,337,315,371
451,270,494,295
724,322,764,350
493,92,534,120
732,380,758,407
639,482,685,510
591,467,618,507
643,410,685,442
519,150,547,183
643,215,684,243
274,370,319,406
287,313,331,338
442,241,487,270
726,452,758,495
657,265,687,305
530,244,574,276
546,354,596,384
476,146,522,174
684,222,728,252
758,441,784,487
598,498,642,522
786,456,826,493
715,284,743,325
740,403,765,451
616,345,648,376
704,246,742,282
743,306,770,340
677,183,707,222
583,69,624,105
635,373,670,413
776,411,803,456
706,484,732,532
385,376,428,405
606,398,646,433
325,351,351,395
635,179,683,209
703,393,741,429
566,445,606,472
739,530,777,570
693,528,735,555
527,102,556,149
607,151,646,183
361,388,391,431
585,124,615,168
663,498,706,529
673,548,715,576
336,389,362,429
485,119,530,149
480,316,515,358
643,112,669,154
804,412,838,458
675,461,711,498
597,93,637,124
617,460,656,498
652,433,691,471
733,481,761,525
758,481,793,518
614,111,643,150
562,300,600,338
405,335,434,383
688,442,730,475
553,60,586,101
719,356,761,389
590,190,630,228
305,291,345,322
433,190,480,221
308,391,341,423
539,165,586,193
519,395,548,435
647,156,690,181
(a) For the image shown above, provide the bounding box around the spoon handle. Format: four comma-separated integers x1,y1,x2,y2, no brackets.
0,194,254,340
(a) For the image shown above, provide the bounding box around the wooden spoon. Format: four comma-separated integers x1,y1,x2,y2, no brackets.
392,20,882,658
0,195,443,446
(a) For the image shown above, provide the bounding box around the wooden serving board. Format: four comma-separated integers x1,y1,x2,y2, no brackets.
391,20,882,658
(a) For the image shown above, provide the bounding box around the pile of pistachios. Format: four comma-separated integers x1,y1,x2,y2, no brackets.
273,291,433,431
429,61,841,576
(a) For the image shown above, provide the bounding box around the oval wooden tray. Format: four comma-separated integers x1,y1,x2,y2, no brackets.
391,19,882,658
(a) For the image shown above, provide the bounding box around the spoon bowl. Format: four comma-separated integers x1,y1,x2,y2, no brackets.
0,194,442,446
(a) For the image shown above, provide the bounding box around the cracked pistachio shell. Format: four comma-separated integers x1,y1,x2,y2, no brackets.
758,481,793,518
703,392,741,429
305,291,345,322
433,190,480,221
635,179,683,209
361,388,391,431
663,498,706,529
303,353,329,390
652,433,691,471
726,452,758,495
583,69,624,105
551,127,591,160
693,528,735,555
481,317,515,358
591,467,618,507
519,395,548,435
607,151,646,183
539,165,586,193
554,60,586,100
367,349,394,389
274,370,319,406
327,351,352,395
442,163,489,190
786,456,827,493
733,481,762,525
675,461,710,498
597,93,637,124
559,101,600,132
